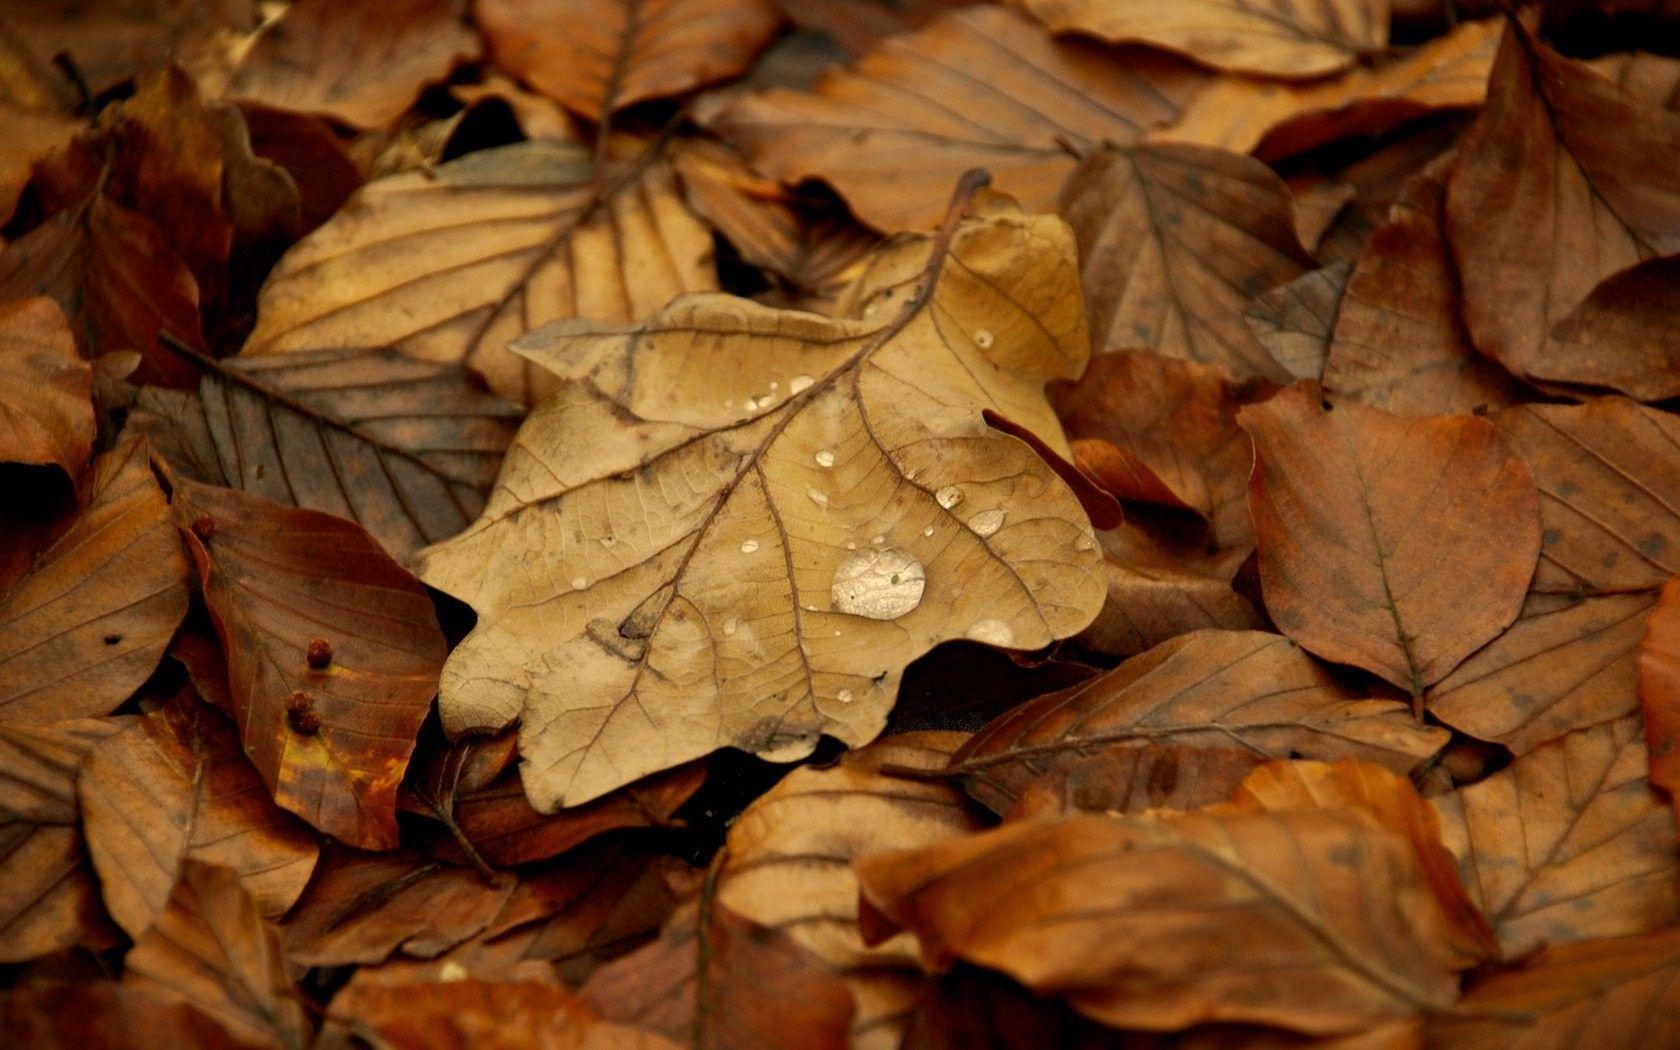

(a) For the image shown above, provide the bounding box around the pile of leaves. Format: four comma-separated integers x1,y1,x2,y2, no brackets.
3,0,1680,1045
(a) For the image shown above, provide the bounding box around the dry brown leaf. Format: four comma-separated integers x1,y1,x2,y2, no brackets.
707,7,1203,232
0,436,190,723
228,0,479,129
1537,256,1680,402
1079,522,1264,658
1446,24,1680,386
858,808,1467,1034
133,344,523,567
0,296,92,479
1321,153,1524,416
1239,385,1540,701
0,979,275,1050
79,693,318,938
945,629,1448,817
1014,0,1388,79
0,0,257,98
1433,715,1680,957
477,0,782,120
581,893,856,1050
172,479,447,848
1306,117,1464,267
419,189,1105,810
243,139,717,405
1243,262,1350,382
1427,926,1680,1048
1154,16,1500,159
0,27,81,226
1008,742,1266,819
123,860,311,1050
325,977,680,1050
1641,577,1680,826
1492,399,1680,598
1059,143,1316,382
1428,591,1656,756
0,717,125,963
238,103,363,233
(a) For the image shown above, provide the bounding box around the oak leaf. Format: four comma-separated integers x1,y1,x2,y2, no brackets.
707,7,1204,232
419,189,1106,811
243,140,717,405
171,479,447,848
1239,385,1540,702
0,296,93,479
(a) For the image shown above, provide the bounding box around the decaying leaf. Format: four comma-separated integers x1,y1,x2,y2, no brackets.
477,0,782,120
1641,577,1680,824
244,139,717,404
858,808,1468,1034
708,7,1204,232
0,297,92,479
1059,142,1316,381
0,436,190,724
1239,385,1540,702
944,630,1447,817
172,479,447,848
420,188,1106,810
1433,715,1680,957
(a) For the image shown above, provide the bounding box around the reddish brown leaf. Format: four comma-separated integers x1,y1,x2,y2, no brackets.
1242,261,1351,383
326,977,679,1050
0,980,275,1050
1240,385,1540,700
1640,576,1680,824
1079,523,1264,658
0,436,190,723
171,479,447,848
0,296,92,479
1007,742,1266,819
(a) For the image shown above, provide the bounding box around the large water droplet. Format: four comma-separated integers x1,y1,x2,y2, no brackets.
740,538,760,554
966,619,1014,647
830,546,926,620
970,509,1005,538
936,486,963,510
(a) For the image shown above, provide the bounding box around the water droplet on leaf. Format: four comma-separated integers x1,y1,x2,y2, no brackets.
831,546,926,620
740,538,760,554
973,328,994,348
966,619,1015,647
815,449,835,468
936,486,963,509
970,509,1005,538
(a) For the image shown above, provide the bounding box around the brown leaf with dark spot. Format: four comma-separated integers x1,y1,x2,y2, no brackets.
1640,576,1680,828
1007,742,1266,820
171,478,447,848
0,296,92,479
1242,262,1351,383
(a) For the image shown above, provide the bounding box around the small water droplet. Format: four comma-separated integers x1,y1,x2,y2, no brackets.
831,546,926,620
740,538,760,554
973,328,994,349
871,535,885,546
723,617,739,636
769,381,779,391
807,487,829,508
966,619,1014,647
570,576,588,590
837,688,855,704
789,374,814,394
970,509,1005,538
1075,535,1096,551
815,449,835,468
804,603,819,612
863,303,878,316
743,396,760,411
439,961,469,983
845,541,857,550
922,525,935,537
936,486,963,509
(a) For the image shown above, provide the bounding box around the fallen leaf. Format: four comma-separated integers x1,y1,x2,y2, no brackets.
0,979,275,1050
1008,742,1267,819
1239,384,1539,702
0,28,81,225
0,717,126,962
1433,715,1680,957
238,103,363,232
79,692,319,938
1059,143,1316,382
1242,262,1352,383
243,139,717,405
1536,255,1680,402
581,893,856,1050
0,0,257,98
1641,576,1680,826
1078,523,1264,658
172,478,448,848
858,808,1467,1034
419,188,1105,810
0,297,92,479
452,72,580,143
944,630,1448,817
477,0,781,121
133,343,523,566
228,0,479,129
1307,117,1465,266
0,435,190,723
123,860,311,1050
1013,0,1388,79
707,6,1203,232
1427,926,1680,1048
1446,24,1680,384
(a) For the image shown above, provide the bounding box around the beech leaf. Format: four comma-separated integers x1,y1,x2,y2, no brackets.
0,297,92,479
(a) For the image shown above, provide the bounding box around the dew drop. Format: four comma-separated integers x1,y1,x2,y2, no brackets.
743,396,760,412
740,538,760,554
570,576,588,590
723,617,739,636
1075,535,1096,551
973,328,994,349
831,546,926,620
807,487,829,508
815,449,835,468
863,303,878,317
804,603,819,612
871,535,884,546
769,381,779,391
837,689,855,704
936,486,963,510
439,961,469,983
789,374,814,394
966,619,1015,647
970,509,1005,538
845,541,857,550
922,525,935,537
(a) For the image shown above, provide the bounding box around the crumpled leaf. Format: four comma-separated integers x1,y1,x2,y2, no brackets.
244,139,717,405
1239,385,1539,701
228,0,480,130
420,189,1106,810
478,0,781,120
79,692,318,938
943,629,1448,817
133,343,523,567
0,296,92,479
857,808,1468,1034
0,435,190,723
1058,142,1316,382
171,478,447,848
1433,715,1680,957
1014,0,1388,79
707,6,1204,232
1640,576,1680,826
123,860,311,1050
